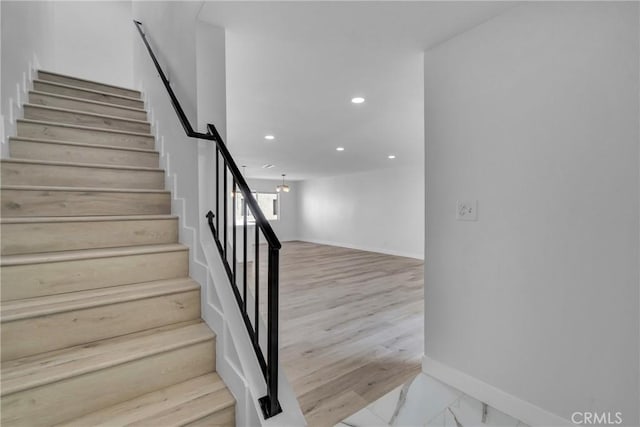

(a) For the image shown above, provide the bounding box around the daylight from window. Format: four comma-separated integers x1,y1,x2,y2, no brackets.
235,192,278,223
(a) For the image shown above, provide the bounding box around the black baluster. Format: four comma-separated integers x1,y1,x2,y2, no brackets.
223,161,227,260
266,246,280,416
232,179,236,286
255,225,260,348
243,198,248,311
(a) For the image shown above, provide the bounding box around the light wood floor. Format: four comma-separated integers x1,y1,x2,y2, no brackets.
259,241,424,426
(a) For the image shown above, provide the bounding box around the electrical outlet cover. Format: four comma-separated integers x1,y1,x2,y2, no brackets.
456,200,478,221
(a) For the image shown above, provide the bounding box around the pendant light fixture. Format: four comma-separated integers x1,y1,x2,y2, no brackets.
276,174,290,193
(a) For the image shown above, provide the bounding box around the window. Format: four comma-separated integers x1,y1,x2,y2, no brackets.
235,192,278,223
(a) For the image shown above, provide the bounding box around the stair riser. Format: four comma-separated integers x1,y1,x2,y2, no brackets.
24,105,150,134
29,92,147,121
1,251,188,301
1,162,164,190
10,140,159,168
1,218,178,255
17,121,154,149
33,81,144,109
137,389,234,426
60,373,229,427
38,71,141,99
1,188,171,217
0,340,215,427
1,290,201,361
186,406,235,427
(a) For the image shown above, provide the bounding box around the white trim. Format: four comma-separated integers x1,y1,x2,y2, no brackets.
422,356,572,427
2,57,37,157
298,237,424,260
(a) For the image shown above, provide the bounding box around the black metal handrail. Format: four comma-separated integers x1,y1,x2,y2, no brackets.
134,20,282,419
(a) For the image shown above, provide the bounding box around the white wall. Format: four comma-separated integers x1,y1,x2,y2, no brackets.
1,1,54,155
51,1,133,88
423,3,639,425
131,1,229,275
197,20,226,140
132,1,203,241
133,1,201,126
1,1,134,156
298,166,424,259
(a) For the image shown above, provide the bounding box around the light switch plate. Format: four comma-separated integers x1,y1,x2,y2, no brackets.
456,200,477,221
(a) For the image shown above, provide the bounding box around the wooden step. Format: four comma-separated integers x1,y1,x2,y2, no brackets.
33,80,144,109
60,373,235,427
1,215,178,255
1,185,171,217
0,322,215,426
24,104,151,133
9,137,159,168
1,159,165,190
187,407,235,426
1,278,201,361
38,70,141,99
0,244,189,301
29,91,147,121
17,120,154,149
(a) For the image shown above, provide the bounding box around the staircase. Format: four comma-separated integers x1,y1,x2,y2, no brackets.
0,70,235,426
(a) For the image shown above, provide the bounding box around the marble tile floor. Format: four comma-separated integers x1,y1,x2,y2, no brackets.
335,373,529,427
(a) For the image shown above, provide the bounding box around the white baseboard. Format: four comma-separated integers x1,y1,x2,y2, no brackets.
297,237,424,260
422,356,572,427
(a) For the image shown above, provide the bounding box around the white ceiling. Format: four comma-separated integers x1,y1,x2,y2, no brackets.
199,2,513,180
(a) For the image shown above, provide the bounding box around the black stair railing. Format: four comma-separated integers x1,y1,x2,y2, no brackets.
134,20,282,419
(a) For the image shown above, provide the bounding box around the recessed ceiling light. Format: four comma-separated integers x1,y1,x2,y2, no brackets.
388,155,396,159
336,147,345,151
262,164,275,169
264,135,275,140
351,97,365,104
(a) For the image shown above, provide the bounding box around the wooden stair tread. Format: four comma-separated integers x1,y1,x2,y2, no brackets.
60,373,233,427
33,80,144,110
0,322,213,396
38,70,142,96
128,387,234,427
17,119,153,137
29,90,146,113
1,158,163,172
1,278,199,322
9,136,157,153
0,214,177,224
0,243,187,266
1,185,169,193
24,104,150,126
33,78,142,101
2,158,161,172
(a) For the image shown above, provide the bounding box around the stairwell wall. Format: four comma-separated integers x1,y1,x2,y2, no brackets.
423,3,639,425
49,1,134,88
132,0,201,240
0,0,54,156
1,0,135,157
